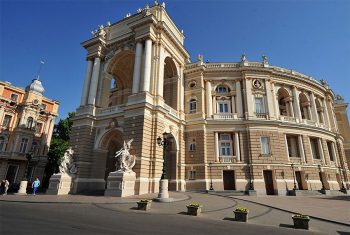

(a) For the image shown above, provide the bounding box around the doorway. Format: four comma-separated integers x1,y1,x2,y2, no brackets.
165,135,177,191
263,170,275,195
223,170,236,190
6,164,19,184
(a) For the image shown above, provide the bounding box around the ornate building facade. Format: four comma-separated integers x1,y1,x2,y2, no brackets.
71,3,350,195
0,80,59,190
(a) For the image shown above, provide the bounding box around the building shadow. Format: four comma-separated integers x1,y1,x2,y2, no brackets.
279,223,294,229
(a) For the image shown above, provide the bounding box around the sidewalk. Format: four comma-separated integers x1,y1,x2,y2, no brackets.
231,195,350,226
1,192,349,235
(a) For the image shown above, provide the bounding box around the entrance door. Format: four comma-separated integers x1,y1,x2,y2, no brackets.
6,164,19,184
223,170,235,190
263,170,275,195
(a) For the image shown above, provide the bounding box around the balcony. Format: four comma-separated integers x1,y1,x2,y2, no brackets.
96,105,124,117
218,156,236,163
255,113,267,119
163,104,178,118
280,115,296,122
212,113,238,120
302,119,316,126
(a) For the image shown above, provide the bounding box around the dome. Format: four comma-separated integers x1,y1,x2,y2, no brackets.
25,79,45,95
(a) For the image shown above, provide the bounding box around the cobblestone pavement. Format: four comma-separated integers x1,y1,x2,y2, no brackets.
1,192,349,235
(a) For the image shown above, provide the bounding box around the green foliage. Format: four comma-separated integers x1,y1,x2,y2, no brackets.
139,199,152,203
235,207,249,213
187,203,202,208
44,112,75,185
292,213,309,219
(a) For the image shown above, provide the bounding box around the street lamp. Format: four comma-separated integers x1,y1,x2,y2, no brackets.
208,162,214,191
155,132,173,202
248,164,254,190
291,163,297,190
338,166,346,191
318,164,325,190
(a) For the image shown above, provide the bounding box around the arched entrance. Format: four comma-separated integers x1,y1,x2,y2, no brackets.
165,133,177,191
99,129,123,185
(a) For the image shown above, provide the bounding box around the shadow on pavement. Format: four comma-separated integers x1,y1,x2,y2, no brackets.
336,231,350,235
279,223,294,229
317,196,350,201
177,212,188,215
223,217,235,222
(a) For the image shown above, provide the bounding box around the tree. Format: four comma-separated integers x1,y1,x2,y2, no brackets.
43,112,75,188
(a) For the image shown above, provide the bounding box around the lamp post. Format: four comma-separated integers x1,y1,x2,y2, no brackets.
318,164,325,190
291,163,297,190
338,166,346,191
248,164,254,190
208,162,214,191
155,132,173,202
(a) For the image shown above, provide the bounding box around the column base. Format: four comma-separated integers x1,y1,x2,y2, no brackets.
154,179,173,202
14,181,28,195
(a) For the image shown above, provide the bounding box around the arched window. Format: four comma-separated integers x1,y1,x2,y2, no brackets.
216,85,230,94
26,117,34,129
277,88,291,116
299,93,310,120
189,99,197,113
315,99,324,123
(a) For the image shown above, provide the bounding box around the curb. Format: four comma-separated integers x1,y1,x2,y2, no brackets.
229,196,350,227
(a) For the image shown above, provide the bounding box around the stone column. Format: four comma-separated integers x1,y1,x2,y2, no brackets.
317,138,324,164
80,60,93,106
179,66,185,112
265,80,275,119
322,99,330,128
310,93,319,124
141,39,152,92
0,107,4,124
87,57,101,105
231,96,235,114
214,132,219,161
156,44,165,97
245,79,254,118
292,86,301,121
132,42,143,94
235,80,243,118
298,135,306,163
285,135,290,161
235,132,241,162
288,100,295,117
213,96,217,114
206,81,212,117
332,142,338,165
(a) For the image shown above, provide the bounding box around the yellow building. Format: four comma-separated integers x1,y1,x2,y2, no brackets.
71,3,349,195
0,79,59,191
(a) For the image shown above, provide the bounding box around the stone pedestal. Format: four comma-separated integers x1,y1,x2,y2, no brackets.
104,171,136,197
15,181,28,195
47,174,73,195
154,179,173,202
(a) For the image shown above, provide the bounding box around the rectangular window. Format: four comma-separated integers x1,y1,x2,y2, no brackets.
219,134,232,156
189,100,197,113
2,115,12,128
10,94,18,102
19,138,29,153
189,170,196,180
189,140,196,151
286,135,300,158
310,138,320,159
218,103,229,113
255,97,265,114
327,141,334,161
261,137,270,155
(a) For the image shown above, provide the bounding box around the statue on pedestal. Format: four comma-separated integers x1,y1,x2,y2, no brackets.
114,139,136,172
58,147,77,176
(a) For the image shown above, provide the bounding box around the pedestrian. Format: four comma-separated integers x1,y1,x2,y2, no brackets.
4,179,9,195
32,178,40,195
0,180,4,195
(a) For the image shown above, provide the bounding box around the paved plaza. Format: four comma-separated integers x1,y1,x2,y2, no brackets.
0,192,349,234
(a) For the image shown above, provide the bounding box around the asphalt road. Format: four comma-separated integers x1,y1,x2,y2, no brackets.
0,201,323,235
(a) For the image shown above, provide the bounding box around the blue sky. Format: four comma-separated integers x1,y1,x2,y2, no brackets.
1,0,350,120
